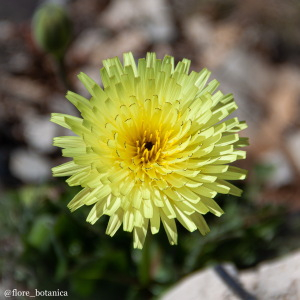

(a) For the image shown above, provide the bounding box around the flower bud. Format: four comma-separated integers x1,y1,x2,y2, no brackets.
32,3,72,59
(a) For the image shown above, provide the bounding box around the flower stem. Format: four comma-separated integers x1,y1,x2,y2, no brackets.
55,54,71,90
138,235,151,287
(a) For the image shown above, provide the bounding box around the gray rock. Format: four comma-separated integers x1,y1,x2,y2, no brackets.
10,149,51,183
23,114,58,154
162,264,240,300
0,21,14,43
8,52,32,74
100,0,176,43
260,150,294,187
242,251,300,300
163,251,300,300
214,48,274,101
67,28,108,65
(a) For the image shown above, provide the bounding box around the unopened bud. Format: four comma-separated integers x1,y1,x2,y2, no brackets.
32,3,72,59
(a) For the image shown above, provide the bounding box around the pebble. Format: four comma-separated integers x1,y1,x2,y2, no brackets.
9,148,52,184
260,150,294,187
22,114,58,154
100,0,176,43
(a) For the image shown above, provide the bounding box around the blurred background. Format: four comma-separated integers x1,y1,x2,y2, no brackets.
0,0,300,299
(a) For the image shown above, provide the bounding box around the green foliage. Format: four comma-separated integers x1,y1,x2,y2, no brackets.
0,173,299,299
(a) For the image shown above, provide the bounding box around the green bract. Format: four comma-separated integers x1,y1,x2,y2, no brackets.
32,3,72,59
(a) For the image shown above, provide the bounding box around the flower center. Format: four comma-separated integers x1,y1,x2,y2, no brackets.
145,141,154,150
132,127,173,167
136,132,161,164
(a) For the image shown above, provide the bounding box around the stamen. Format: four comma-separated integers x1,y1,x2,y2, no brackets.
132,125,171,165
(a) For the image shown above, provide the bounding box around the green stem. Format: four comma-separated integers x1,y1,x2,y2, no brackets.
138,235,151,287
55,54,71,90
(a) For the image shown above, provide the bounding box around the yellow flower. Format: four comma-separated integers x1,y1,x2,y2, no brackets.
51,52,248,249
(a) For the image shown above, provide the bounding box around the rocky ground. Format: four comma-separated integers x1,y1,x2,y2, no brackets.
163,250,300,300
0,0,300,298
1,0,300,205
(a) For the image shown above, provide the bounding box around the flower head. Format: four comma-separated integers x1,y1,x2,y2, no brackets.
51,52,248,249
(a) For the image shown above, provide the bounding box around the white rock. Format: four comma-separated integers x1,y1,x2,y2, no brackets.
23,115,58,154
137,0,176,43
162,264,240,300
100,0,175,42
259,149,294,187
10,149,51,183
239,270,257,292
163,251,300,300
255,251,300,300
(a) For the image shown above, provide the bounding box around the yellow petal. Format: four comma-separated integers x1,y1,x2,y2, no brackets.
106,209,124,236
133,218,149,249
